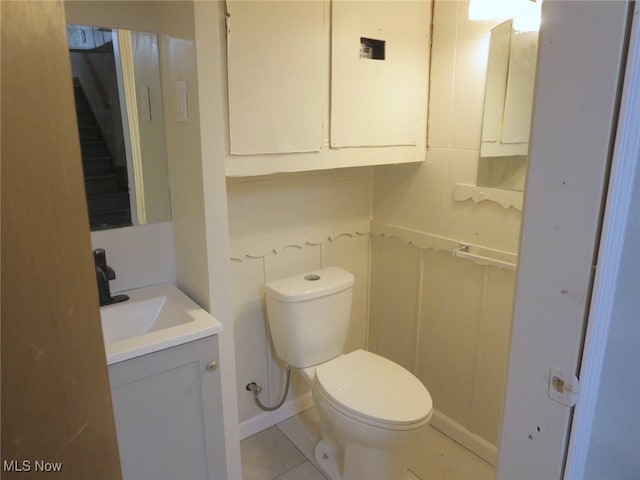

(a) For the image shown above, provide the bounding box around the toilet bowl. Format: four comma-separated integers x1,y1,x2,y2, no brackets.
264,267,433,480
300,349,432,480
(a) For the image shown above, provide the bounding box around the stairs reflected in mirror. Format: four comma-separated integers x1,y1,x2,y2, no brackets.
73,77,131,230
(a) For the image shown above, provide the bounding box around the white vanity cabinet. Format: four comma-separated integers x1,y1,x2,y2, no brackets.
108,335,227,480
224,1,431,176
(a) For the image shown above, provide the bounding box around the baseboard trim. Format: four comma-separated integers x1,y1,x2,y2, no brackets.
238,392,314,440
430,410,497,466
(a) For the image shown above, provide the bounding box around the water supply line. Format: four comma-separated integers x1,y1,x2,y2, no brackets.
246,363,291,411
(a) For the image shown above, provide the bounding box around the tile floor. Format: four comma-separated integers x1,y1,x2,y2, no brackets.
240,407,495,480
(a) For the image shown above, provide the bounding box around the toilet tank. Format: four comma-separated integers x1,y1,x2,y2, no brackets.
264,267,354,368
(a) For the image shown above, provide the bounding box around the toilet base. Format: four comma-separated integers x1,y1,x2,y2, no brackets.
314,440,341,480
313,439,412,480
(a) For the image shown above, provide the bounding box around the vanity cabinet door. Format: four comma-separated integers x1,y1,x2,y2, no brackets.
108,336,227,480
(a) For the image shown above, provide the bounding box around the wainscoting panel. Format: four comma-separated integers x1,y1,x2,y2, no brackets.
370,236,422,372
471,266,514,445
322,234,371,353
369,230,517,464
419,249,485,430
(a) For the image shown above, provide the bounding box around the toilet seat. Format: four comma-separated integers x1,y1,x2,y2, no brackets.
313,349,433,430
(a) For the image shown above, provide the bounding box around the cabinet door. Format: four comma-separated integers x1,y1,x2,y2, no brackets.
330,1,430,148
226,1,326,155
108,336,227,480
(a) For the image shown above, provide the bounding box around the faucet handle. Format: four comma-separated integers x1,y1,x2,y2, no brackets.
93,248,107,266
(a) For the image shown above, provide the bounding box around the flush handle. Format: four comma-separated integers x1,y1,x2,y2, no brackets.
206,361,218,372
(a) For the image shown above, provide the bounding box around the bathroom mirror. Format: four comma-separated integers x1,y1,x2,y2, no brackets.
477,11,540,191
67,24,171,230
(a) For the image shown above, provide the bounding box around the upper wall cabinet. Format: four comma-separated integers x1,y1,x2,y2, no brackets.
224,1,431,176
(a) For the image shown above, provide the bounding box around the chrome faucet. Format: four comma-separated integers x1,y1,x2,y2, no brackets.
94,248,129,306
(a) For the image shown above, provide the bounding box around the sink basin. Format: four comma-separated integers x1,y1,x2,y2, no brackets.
100,283,223,365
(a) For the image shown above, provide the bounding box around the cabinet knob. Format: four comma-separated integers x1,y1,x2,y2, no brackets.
206,361,218,372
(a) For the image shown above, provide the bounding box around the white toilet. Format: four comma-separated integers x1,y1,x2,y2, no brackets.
264,266,433,480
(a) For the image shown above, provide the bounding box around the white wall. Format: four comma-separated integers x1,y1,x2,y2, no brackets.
90,222,175,292
370,0,520,467
373,0,520,253
154,3,211,308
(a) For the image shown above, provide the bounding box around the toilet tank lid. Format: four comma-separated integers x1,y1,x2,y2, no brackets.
264,267,354,302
